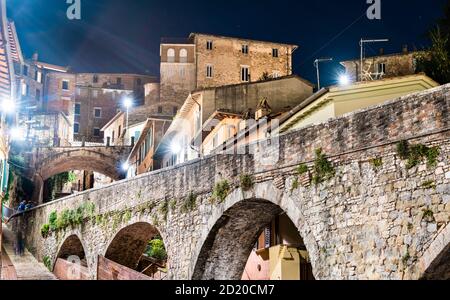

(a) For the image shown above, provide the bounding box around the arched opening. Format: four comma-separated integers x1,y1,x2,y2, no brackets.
100,222,168,280
42,170,115,203
167,48,175,63
180,49,188,63
421,243,450,280
54,235,90,280
193,199,314,280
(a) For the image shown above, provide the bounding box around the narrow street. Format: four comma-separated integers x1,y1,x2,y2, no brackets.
1,226,56,280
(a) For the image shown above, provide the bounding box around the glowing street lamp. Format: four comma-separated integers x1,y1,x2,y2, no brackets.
122,162,130,172
338,74,351,86
171,141,182,154
1,98,16,114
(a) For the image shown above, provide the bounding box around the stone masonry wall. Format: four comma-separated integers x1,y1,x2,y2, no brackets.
20,84,450,280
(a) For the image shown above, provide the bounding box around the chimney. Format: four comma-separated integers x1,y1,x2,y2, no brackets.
402,45,408,54
379,48,384,56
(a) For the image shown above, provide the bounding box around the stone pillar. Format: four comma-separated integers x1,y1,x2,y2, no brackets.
31,174,44,204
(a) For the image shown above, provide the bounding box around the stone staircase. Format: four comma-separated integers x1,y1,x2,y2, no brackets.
2,226,56,280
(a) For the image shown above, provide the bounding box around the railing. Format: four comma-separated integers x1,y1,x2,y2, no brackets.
1,205,16,222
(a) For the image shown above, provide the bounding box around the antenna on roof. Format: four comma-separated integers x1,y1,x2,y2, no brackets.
359,38,389,81
313,57,333,90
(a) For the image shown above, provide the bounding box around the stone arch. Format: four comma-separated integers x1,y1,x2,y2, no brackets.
38,150,122,182
418,224,450,280
191,181,319,280
104,222,163,270
56,234,87,261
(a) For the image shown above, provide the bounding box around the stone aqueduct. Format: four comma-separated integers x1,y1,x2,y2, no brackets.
28,146,130,203
16,85,450,280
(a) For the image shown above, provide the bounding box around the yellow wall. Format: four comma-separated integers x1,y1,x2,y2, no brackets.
278,74,439,134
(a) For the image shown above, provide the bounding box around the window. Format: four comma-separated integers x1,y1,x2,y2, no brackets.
136,78,142,86
92,90,99,98
377,63,386,74
242,44,249,54
241,66,250,82
62,80,69,90
272,48,279,58
167,48,175,63
206,65,213,78
35,70,42,83
180,49,188,63
23,65,28,76
94,108,102,118
74,123,80,134
173,106,178,115
36,89,41,101
118,126,122,137
116,77,122,85
272,71,281,78
21,83,28,96
158,106,163,114
112,131,115,142
93,75,99,83
74,103,81,115
93,128,101,137
206,40,213,50
76,88,81,96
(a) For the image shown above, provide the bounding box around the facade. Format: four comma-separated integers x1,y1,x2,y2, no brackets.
275,74,439,134
22,112,72,147
154,75,314,169
73,73,157,143
125,116,172,177
340,46,423,82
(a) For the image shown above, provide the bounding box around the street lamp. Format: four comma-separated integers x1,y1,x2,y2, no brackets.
123,97,133,145
122,162,130,172
313,58,333,90
338,74,351,86
0,97,16,115
171,141,182,155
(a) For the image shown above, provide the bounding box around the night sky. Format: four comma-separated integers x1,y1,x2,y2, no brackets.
7,0,447,86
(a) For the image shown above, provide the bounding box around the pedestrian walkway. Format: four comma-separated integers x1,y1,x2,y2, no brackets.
1,225,56,280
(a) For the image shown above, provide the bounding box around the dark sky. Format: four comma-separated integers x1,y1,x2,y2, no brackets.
7,0,447,86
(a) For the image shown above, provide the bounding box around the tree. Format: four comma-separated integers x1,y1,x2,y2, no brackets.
438,0,450,37
416,27,450,84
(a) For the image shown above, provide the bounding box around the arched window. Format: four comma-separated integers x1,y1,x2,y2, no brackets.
180,49,188,63
167,48,175,63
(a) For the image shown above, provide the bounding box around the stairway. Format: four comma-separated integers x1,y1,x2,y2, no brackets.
1,225,56,280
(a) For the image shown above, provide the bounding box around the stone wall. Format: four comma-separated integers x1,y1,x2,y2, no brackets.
193,34,295,89
20,84,450,280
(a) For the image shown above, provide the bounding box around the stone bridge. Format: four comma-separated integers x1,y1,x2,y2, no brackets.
18,85,450,280
28,146,131,203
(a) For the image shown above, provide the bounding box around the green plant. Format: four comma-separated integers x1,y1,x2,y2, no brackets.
291,177,299,193
146,238,167,261
43,256,52,271
421,180,436,189
182,192,197,212
402,251,411,267
159,200,169,220
407,223,414,231
169,199,177,211
396,141,440,169
212,180,230,203
397,140,410,160
297,163,308,175
312,149,335,185
49,211,58,231
422,209,435,222
370,157,383,169
240,174,254,191
123,209,132,223
56,209,71,230
41,224,50,238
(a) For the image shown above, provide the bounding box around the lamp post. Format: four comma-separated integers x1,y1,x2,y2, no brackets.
123,97,133,145
313,58,333,90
